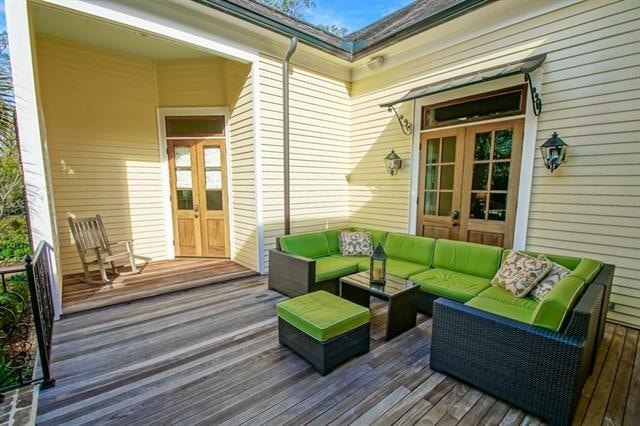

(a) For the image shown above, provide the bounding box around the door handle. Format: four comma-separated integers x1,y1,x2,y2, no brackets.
451,210,459,227
194,203,200,218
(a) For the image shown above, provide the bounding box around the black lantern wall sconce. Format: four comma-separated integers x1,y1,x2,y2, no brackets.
384,150,403,176
540,132,568,172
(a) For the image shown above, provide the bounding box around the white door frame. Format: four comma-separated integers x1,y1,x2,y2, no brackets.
157,107,235,260
408,71,543,249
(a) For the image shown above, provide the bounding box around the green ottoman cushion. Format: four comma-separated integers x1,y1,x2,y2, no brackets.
411,268,492,302
315,257,358,282
433,239,502,279
383,233,435,266
280,232,330,259
465,296,536,324
276,290,370,341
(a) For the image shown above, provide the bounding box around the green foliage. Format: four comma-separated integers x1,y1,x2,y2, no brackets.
258,0,316,19
0,217,30,266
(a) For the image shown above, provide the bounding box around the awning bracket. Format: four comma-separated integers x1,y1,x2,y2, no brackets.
388,105,413,136
524,73,543,116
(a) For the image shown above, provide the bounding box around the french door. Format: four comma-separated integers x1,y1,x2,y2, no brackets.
166,116,229,257
417,120,523,248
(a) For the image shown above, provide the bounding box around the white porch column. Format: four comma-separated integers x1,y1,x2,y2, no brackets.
6,0,62,318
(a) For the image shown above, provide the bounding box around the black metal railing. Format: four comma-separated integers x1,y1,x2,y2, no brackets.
0,241,56,392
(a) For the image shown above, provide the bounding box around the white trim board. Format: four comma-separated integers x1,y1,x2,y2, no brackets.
156,107,235,261
407,73,541,247
251,61,266,274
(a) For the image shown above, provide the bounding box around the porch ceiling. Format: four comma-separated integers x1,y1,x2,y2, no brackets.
31,3,212,60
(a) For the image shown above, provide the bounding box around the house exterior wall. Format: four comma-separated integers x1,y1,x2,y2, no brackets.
36,37,260,275
348,0,640,327
258,55,351,270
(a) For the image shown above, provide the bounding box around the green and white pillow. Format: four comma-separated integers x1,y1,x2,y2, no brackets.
492,251,551,298
530,255,571,302
339,231,373,256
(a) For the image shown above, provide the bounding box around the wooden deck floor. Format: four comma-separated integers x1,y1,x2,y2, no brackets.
61,258,255,314
40,276,639,425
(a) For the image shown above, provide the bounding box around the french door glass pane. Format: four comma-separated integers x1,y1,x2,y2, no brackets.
472,163,489,190
175,146,191,167
177,190,193,210
489,193,507,221
205,147,222,167
442,136,456,162
494,129,513,159
424,191,437,215
470,192,487,219
440,165,454,190
205,170,222,190
492,162,510,190
206,190,223,210
438,192,453,217
425,166,437,190
427,139,440,163
474,132,491,160
176,170,192,189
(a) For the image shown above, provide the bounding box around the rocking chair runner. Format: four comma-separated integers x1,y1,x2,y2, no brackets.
68,215,139,284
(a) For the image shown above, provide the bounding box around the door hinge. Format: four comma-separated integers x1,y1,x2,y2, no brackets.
166,148,169,155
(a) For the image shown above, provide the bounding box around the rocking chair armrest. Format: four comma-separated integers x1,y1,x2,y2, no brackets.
112,240,134,245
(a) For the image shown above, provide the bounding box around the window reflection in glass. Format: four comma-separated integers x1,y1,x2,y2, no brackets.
491,162,510,191
489,193,507,221
474,132,491,161
440,165,454,190
426,166,437,190
472,163,489,190
427,138,440,163
470,192,487,219
424,192,437,215
177,190,193,210
442,136,456,162
494,129,513,159
438,192,453,217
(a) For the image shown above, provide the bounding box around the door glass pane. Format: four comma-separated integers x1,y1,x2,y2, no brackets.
441,136,456,162
166,116,224,137
489,193,507,221
176,170,192,189
177,190,193,210
494,129,513,159
472,163,489,190
206,170,222,190
438,192,452,217
474,132,491,160
491,162,510,190
206,190,223,210
424,191,436,215
470,192,487,219
425,166,437,190
205,147,221,167
175,146,191,167
427,138,440,163
440,165,454,190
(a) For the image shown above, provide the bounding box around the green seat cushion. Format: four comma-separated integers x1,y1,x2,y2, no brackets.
571,258,602,283
315,256,358,282
357,258,429,279
279,232,330,259
433,239,502,279
352,228,388,247
476,286,539,311
330,254,370,266
276,290,370,341
531,275,585,331
411,268,491,302
383,233,435,266
465,296,536,324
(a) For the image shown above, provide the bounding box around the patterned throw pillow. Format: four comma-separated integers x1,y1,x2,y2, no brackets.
339,231,373,256
530,255,571,302
491,251,551,298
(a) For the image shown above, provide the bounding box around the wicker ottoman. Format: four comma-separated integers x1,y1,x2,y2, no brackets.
276,290,370,375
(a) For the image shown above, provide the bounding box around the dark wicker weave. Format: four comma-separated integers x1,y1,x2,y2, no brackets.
430,264,614,425
268,249,339,297
278,318,370,375
417,292,438,315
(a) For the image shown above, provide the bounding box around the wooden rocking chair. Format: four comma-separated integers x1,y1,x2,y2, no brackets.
68,215,139,284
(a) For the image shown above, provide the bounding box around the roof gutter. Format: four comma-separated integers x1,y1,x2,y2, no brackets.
191,0,494,62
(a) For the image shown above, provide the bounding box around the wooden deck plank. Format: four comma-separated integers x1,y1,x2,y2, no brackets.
38,276,640,425
61,257,255,314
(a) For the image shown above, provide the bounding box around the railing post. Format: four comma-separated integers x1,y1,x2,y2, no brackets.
25,253,55,388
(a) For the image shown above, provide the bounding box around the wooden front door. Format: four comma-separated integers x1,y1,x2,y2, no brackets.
166,116,229,257
417,119,524,248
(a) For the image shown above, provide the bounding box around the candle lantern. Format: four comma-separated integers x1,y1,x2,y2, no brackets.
369,243,387,285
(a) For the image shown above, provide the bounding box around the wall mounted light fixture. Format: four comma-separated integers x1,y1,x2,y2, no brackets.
540,132,568,172
384,150,403,176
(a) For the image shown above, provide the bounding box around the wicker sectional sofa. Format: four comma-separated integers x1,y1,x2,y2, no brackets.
268,228,614,424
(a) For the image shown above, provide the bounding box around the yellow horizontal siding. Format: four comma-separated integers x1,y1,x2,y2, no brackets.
349,0,640,327
156,58,227,107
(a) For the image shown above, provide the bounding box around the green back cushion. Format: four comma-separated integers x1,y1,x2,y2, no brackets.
324,229,353,254
383,233,435,266
531,275,585,331
433,239,502,279
500,250,582,270
279,232,330,259
353,228,388,247
276,290,370,341
571,258,602,283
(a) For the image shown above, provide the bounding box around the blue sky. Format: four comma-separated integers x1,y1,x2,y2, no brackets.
0,0,5,32
301,0,414,33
